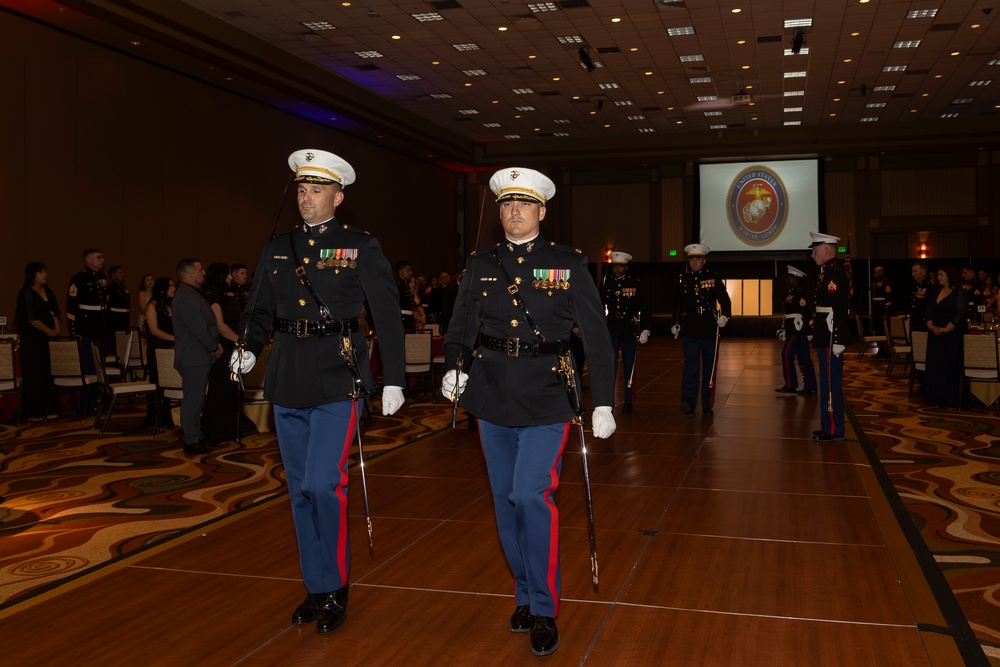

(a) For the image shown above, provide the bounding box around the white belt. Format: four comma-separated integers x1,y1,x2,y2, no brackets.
815,306,833,333
784,313,804,331
109,307,129,313
872,297,886,302
78,304,104,311
401,309,413,315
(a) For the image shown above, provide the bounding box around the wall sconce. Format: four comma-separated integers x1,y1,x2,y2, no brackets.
917,243,929,259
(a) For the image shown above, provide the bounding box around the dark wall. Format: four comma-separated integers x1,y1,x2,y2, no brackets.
0,11,458,328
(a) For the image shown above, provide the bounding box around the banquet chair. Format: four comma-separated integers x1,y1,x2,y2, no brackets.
404,331,434,399
960,332,1000,410
907,330,928,399
46,337,99,420
90,342,157,435
885,315,912,376
237,344,271,443
0,338,22,425
151,348,184,438
854,313,887,361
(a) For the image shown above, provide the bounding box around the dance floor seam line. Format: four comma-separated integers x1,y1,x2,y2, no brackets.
674,485,867,498
126,565,303,583
650,530,887,548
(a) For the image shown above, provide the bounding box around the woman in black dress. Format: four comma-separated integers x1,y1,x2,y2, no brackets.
201,263,241,444
14,262,61,420
144,277,175,426
924,264,968,407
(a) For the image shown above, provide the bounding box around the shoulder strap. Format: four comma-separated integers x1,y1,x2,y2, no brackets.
491,248,545,342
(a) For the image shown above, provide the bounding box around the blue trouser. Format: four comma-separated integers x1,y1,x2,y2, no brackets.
816,348,845,437
274,400,360,594
610,333,637,404
780,334,817,392
478,420,569,619
681,335,717,410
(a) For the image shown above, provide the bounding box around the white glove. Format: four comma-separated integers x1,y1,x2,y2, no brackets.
591,406,616,439
229,349,256,374
807,335,813,341
638,330,650,344
832,344,846,357
670,324,681,338
777,329,786,342
441,370,469,401
382,385,405,415
717,315,729,328
792,314,804,331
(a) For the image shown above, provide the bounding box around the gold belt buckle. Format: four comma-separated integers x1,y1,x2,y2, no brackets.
505,337,520,357
295,318,310,338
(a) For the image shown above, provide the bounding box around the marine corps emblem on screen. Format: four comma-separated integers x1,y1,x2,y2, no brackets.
726,166,789,246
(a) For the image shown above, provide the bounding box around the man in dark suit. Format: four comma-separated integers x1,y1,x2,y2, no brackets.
442,167,616,658
171,258,221,456
231,148,406,636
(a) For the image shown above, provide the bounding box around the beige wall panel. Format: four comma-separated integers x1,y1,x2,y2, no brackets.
881,168,976,216
661,177,685,258
824,171,856,245
571,183,650,262
0,12,457,324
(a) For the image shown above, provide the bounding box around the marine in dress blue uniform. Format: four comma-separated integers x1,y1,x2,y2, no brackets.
671,244,732,417
232,149,406,635
775,265,817,396
810,233,852,442
442,167,616,658
601,251,651,413
909,261,931,332
66,248,109,408
106,266,131,335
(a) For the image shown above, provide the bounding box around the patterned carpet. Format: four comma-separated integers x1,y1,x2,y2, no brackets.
0,395,452,607
845,354,1000,663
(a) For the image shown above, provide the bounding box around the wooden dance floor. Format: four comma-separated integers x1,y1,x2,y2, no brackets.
0,339,978,665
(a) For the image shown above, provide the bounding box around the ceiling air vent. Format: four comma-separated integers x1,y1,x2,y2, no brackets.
757,35,783,43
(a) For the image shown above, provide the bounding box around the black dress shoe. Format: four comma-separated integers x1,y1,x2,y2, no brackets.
797,389,816,396
623,403,633,414
291,592,327,624
530,616,560,656
183,441,211,455
813,432,845,442
703,409,714,417
316,583,349,634
681,402,694,418
811,430,826,439
774,387,797,394
510,605,533,633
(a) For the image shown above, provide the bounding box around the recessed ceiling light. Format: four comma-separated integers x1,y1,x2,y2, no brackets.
611,17,622,23
950,51,960,56
843,58,852,63
934,74,943,78
355,50,383,58
784,107,803,112
829,113,836,117
512,88,534,94
668,26,696,36
411,12,443,21
838,80,846,84
452,43,480,51
911,109,917,113
464,83,472,87
866,102,886,108
556,35,584,44
302,21,335,30
784,90,804,97
483,123,501,128
742,65,750,69
784,48,810,55
504,135,521,139
906,9,938,18
396,74,420,81
431,61,440,65
516,106,535,111
391,35,401,40
922,93,929,97
630,47,639,52
833,97,841,101
675,120,683,124
972,23,981,28
745,85,753,89
939,113,958,118
527,2,559,12
873,85,895,92
644,71,653,76
689,77,712,84
860,117,878,122
554,132,570,137
639,128,655,133
614,100,634,106
498,26,508,32
430,93,452,99
851,32,860,36
894,40,921,48
552,77,560,81
697,95,718,101
463,69,486,76
704,111,723,116
130,40,141,46
679,54,704,62
732,8,742,13
784,121,801,125
710,124,727,129
627,115,646,120
784,71,807,78
528,55,537,59
458,109,478,115
737,39,746,45
882,65,907,72
784,18,812,28
599,83,620,89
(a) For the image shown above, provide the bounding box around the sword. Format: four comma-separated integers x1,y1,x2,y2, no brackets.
627,311,640,391
342,333,375,551
707,316,722,391
559,353,599,586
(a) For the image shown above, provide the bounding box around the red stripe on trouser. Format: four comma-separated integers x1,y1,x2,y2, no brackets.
544,422,571,618
335,402,358,584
